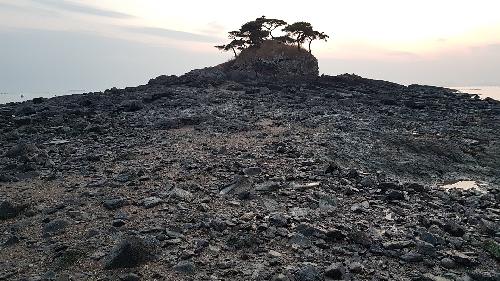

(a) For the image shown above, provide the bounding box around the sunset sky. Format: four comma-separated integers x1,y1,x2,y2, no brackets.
1,0,499,93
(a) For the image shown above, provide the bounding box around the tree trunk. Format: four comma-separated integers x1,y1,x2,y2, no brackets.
308,40,312,53
231,47,237,57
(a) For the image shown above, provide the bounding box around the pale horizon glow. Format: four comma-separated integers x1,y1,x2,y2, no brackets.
1,0,499,93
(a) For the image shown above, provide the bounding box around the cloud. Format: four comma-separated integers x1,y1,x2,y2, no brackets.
125,26,221,43
29,0,133,18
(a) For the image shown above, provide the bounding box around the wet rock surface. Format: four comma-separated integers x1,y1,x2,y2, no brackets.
0,73,499,280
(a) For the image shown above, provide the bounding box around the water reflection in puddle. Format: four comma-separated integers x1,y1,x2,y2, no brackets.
440,180,486,192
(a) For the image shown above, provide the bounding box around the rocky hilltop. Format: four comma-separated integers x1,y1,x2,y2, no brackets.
0,60,499,280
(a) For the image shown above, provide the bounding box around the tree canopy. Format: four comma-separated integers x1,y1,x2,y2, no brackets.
215,16,330,56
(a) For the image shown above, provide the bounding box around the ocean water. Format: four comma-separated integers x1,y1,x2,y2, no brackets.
450,86,500,101
0,90,87,104
1,86,499,104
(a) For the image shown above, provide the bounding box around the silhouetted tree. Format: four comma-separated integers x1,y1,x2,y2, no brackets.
215,17,329,55
283,22,329,53
239,20,269,47
282,22,312,50
215,39,246,57
256,16,287,38
305,31,329,53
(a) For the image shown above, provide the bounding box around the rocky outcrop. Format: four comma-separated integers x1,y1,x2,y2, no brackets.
181,40,319,83
0,73,499,280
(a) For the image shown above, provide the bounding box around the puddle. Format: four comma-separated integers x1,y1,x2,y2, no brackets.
440,180,486,193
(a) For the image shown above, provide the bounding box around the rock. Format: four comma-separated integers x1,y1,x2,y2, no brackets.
168,187,193,200
441,221,466,237
348,262,364,274
400,251,423,263
295,263,322,281
112,219,126,227
222,40,319,80
104,237,152,269
119,100,144,112
173,260,195,274
324,263,344,279
440,258,456,269
385,189,405,201
269,213,288,227
446,250,478,266
3,143,39,158
255,181,281,192
0,200,26,220
483,240,500,261
243,167,262,176
220,176,253,196
142,197,163,209
103,198,126,210
325,229,346,242
119,273,141,281
383,240,413,250
419,230,443,246
43,219,69,235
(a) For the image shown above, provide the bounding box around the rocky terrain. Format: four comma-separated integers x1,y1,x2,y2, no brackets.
0,68,499,281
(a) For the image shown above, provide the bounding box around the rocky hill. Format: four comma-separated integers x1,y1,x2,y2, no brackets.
0,67,499,280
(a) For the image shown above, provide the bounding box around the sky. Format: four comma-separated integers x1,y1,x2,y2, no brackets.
1,0,500,94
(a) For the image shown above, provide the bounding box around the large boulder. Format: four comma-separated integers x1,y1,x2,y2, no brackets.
180,40,319,83
224,40,319,80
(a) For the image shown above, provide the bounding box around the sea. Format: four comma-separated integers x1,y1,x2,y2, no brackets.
1,86,499,104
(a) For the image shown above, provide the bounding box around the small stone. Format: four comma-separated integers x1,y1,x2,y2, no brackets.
324,262,344,279
119,273,141,281
173,260,195,274
119,99,143,112
441,221,465,237
295,263,321,281
483,239,500,261
244,167,262,176
103,198,126,210
112,219,126,227
400,251,423,263
104,237,152,269
168,187,193,200
0,200,26,220
348,262,364,273
385,189,405,201
142,197,162,209
43,219,69,235
446,250,478,266
269,250,282,258
440,258,456,269
269,213,288,227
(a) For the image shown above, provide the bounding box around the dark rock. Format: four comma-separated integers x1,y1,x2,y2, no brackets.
483,240,500,261
400,251,423,263
440,258,456,269
119,100,144,112
173,260,195,274
43,219,69,235
446,250,478,266
142,197,162,209
0,200,26,220
103,198,126,210
269,213,288,227
324,263,344,279
441,221,466,237
104,237,152,269
295,263,322,281
168,187,193,200
112,219,126,227
119,273,141,281
385,189,405,201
